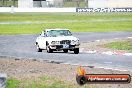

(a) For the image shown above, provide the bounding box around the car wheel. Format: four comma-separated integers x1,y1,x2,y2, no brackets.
37,45,42,52
63,49,68,53
47,46,53,53
74,48,79,54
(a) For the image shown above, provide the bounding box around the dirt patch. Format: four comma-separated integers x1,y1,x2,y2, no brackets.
0,57,132,88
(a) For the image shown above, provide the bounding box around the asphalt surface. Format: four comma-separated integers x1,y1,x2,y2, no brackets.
0,31,132,71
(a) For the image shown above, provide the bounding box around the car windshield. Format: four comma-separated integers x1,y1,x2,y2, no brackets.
47,30,72,37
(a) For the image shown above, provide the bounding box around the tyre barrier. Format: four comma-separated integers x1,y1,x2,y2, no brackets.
0,74,7,88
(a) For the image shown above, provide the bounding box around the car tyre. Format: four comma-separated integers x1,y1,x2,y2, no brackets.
37,45,42,52
63,49,68,53
47,46,53,53
74,48,79,54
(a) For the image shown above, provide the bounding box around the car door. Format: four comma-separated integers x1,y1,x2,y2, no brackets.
38,31,47,49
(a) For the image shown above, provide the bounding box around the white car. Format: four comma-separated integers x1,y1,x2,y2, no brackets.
36,28,80,54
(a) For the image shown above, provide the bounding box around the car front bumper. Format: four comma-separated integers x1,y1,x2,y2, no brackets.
48,44,79,50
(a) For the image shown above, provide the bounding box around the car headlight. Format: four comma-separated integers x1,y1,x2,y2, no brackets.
71,40,76,44
55,41,60,45
71,39,79,45
51,41,60,45
51,41,56,45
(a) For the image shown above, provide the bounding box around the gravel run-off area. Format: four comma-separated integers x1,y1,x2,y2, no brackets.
0,57,132,88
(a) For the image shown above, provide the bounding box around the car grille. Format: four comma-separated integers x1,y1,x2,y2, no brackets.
60,40,71,44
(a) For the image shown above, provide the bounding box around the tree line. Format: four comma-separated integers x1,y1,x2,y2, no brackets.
0,0,17,6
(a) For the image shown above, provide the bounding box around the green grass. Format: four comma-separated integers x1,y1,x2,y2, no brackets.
0,13,132,34
7,78,20,88
6,76,73,88
105,39,132,52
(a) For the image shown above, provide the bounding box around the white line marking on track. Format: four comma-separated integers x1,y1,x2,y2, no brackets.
114,38,119,39
102,51,114,55
123,53,132,56
95,40,100,42
127,37,132,39
85,50,97,54
104,62,112,64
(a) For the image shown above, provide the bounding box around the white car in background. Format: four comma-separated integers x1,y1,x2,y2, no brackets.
36,28,80,54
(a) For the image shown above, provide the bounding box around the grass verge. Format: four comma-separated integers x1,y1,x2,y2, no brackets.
104,39,132,52
0,13,132,34
7,78,20,88
7,76,73,88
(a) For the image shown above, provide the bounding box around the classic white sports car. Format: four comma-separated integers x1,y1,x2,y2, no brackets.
36,28,80,54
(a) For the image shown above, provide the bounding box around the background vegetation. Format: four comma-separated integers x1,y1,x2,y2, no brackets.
0,12,132,34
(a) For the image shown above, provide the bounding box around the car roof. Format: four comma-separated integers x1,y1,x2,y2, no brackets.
44,28,70,31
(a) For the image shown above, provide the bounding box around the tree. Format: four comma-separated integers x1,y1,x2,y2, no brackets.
85,0,88,8
2,0,5,6
75,0,81,7
40,0,42,7
13,0,15,6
